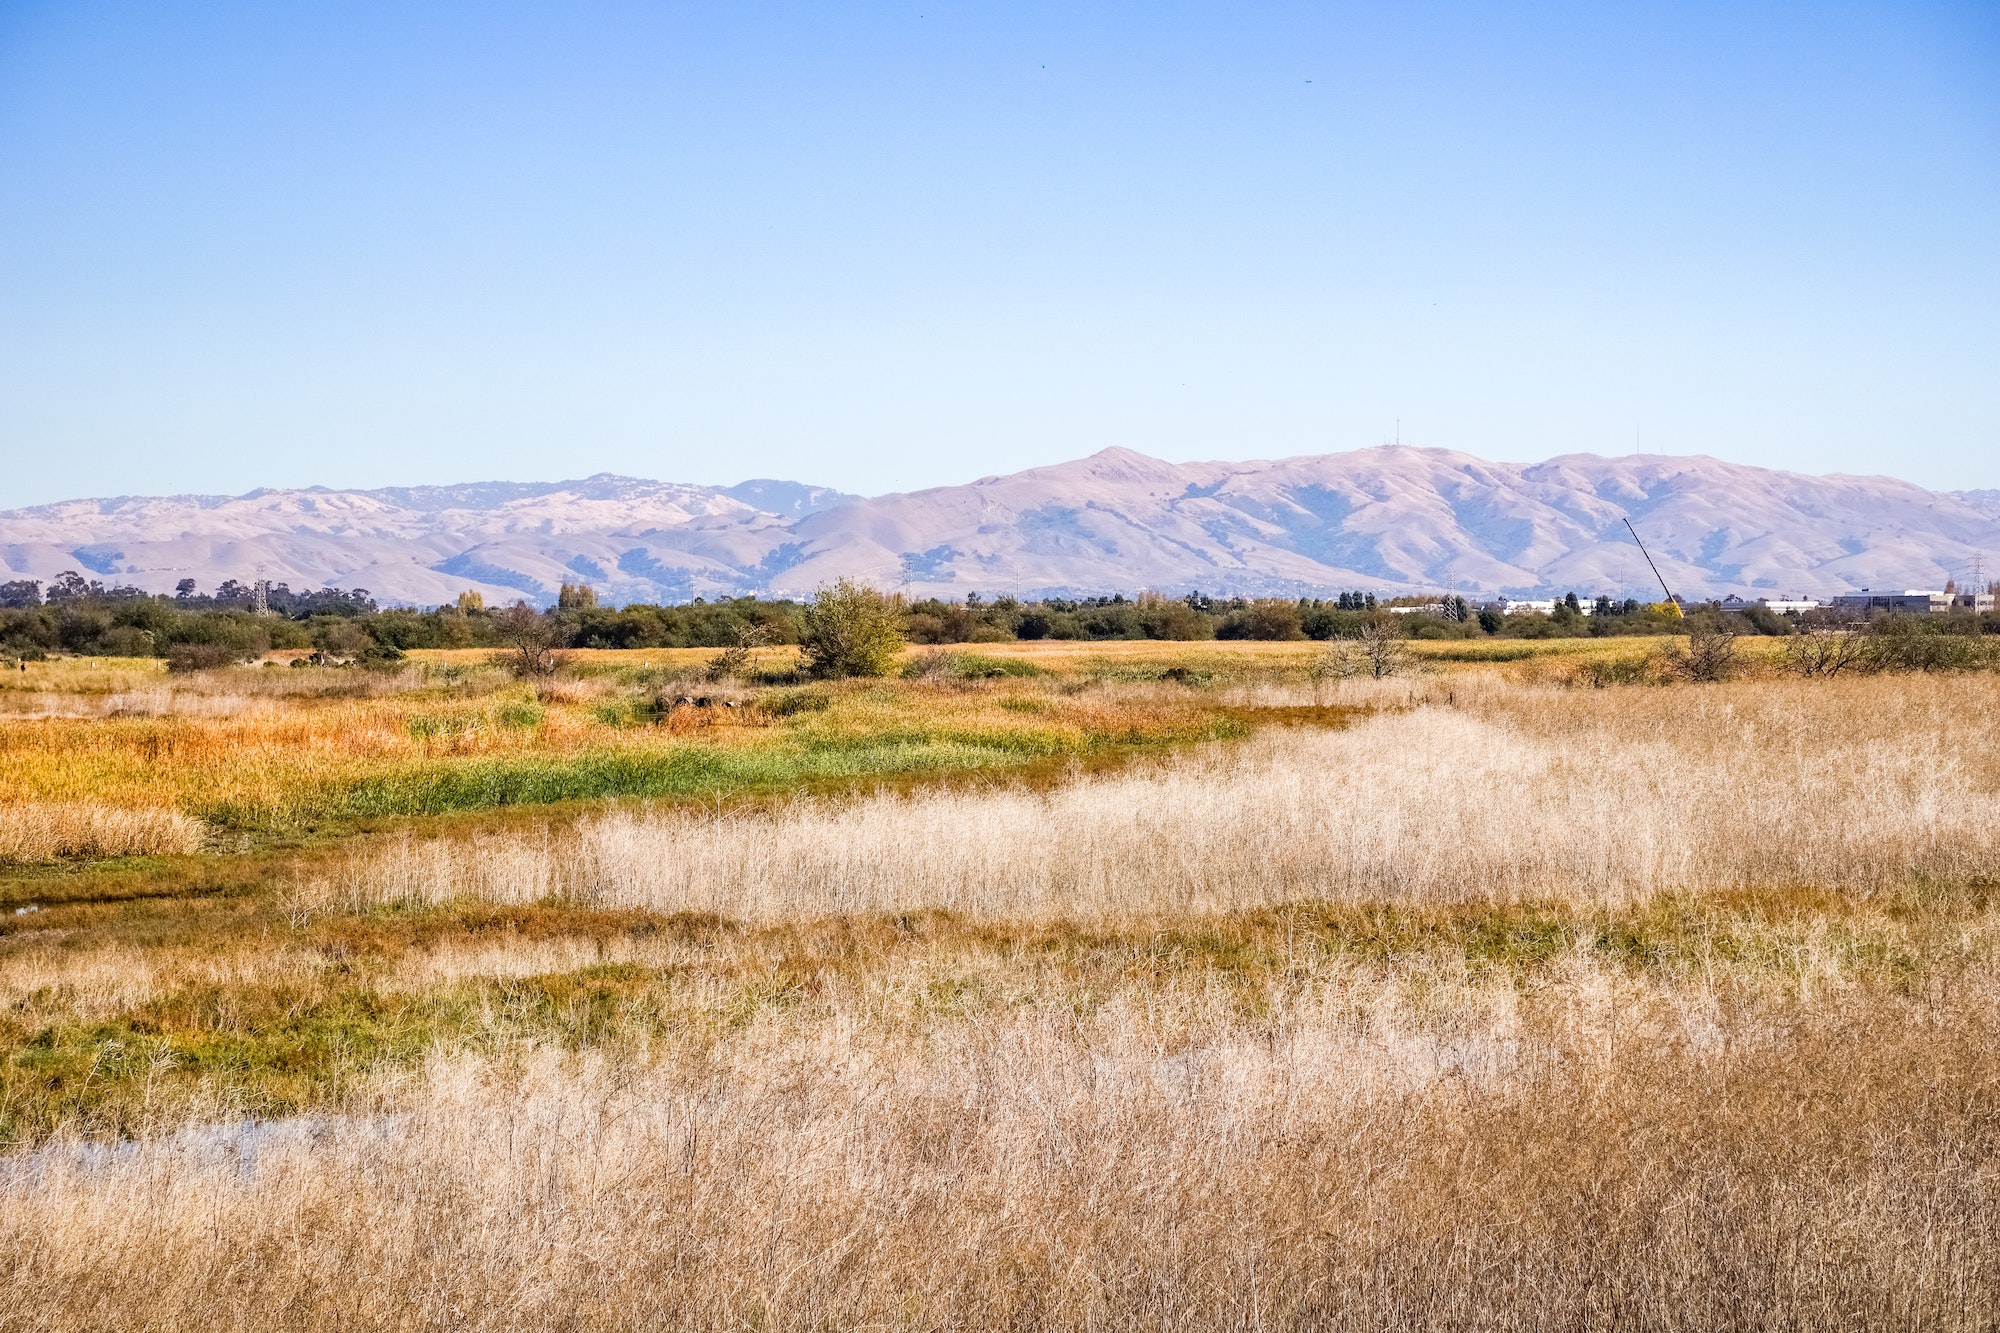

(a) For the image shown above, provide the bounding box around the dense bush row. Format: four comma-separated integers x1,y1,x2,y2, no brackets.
4,570,1997,664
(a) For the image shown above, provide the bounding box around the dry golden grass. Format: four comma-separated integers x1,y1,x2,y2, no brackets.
0,801,204,862
4,958,1996,1332
297,674,2000,921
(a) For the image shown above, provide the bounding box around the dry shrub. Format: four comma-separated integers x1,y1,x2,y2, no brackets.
1663,626,1741,682
1564,652,1663,688
904,646,960,682
0,802,204,861
5,972,1997,1332
1780,628,1870,678
294,675,2000,920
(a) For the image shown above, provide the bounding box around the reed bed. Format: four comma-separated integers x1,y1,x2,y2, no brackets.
5,963,1996,1332
0,801,204,862
298,675,2000,921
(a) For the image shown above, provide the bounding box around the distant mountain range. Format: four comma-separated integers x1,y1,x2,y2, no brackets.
4,448,1995,606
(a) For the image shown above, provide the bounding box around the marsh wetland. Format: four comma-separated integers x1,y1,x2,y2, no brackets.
4,638,1999,1330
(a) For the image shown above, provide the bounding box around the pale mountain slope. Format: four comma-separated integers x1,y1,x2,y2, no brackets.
0,475,842,606
2,449,1992,605
772,447,1997,600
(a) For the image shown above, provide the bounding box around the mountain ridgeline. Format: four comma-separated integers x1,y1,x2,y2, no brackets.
3,448,1993,607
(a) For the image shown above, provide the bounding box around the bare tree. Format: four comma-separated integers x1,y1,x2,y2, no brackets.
1359,622,1410,679
494,603,567,692
1313,623,1410,680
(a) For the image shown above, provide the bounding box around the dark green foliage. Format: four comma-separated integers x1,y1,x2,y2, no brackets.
566,597,801,649
1739,604,1792,636
17,574,1971,664
1215,600,1306,641
903,599,1015,644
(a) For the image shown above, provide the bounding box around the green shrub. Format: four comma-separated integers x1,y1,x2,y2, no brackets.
96,626,157,658
799,580,905,679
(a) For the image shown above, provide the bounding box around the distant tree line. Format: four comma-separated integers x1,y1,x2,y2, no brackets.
4,569,1997,666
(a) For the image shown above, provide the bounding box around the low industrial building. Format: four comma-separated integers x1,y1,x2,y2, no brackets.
1719,594,1821,614
1828,590,1994,615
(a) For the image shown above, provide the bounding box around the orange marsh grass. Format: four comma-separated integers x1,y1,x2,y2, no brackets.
0,674,1240,831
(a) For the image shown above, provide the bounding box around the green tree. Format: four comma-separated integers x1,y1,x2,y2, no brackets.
800,579,905,678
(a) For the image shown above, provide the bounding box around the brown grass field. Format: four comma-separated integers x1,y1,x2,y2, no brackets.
3,640,1999,1330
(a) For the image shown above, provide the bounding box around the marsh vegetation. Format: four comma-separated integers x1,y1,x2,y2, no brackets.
3,639,1999,1330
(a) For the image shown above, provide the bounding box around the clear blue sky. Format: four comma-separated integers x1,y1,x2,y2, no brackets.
1,0,1995,506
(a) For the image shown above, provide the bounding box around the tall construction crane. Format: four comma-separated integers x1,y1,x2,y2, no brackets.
1622,518,1683,619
